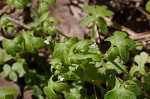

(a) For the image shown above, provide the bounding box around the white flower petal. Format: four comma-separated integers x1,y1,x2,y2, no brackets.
44,39,50,44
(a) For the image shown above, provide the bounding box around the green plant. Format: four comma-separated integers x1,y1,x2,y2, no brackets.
0,87,19,99
80,5,114,37
0,0,150,99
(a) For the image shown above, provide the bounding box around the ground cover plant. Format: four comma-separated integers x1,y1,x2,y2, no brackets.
0,0,150,99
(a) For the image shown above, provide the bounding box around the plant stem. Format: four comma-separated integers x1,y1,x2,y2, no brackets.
110,60,131,79
56,30,70,38
91,21,96,39
93,85,98,99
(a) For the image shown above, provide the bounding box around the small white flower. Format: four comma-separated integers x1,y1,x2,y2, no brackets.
91,43,98,48
44,38,50,44
58,76,65,81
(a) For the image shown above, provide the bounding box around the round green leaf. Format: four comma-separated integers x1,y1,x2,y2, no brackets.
9,71,18,82
146,0,150,13
2,64,11,77
14,0,24,9
38,2,49,14
43,86,57,99
53,82,69,92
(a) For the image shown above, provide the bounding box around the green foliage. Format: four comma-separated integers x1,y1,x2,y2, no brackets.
21,31,45,53
80,5,114,34
6,0,29,9
43,76,69,99
2,60,26,82
0,0,149,99
0,15,15,35
104,77,140,99
106,31,136,63
0,87,19,99
2,35,23,56
130,52,149,76
0,50,13,65
44,0,57,5
65,82,88,99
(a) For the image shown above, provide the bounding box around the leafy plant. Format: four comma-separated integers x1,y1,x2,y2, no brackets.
0,0,150,99
0,87,19,99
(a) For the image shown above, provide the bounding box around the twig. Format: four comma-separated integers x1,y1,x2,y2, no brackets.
130,31,150,40
103,17,137,36
136,7,150,19
130,1,150,20
7,16,31,30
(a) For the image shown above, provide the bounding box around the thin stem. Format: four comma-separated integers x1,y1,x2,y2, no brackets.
91,21,96,39
56,30,70,38
93,85,98,99
7,16,31,30
110,60,131,79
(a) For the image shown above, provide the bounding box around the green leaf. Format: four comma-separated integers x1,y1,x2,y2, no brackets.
130,52,148,76
44,76,58,99
119,45,129,63
82,6,114,17
44,0,56,4
9,71,18,82
129,65,139,76
53,82,69,92
49,17,60,24
107,75,116,88
19,0,29,6
70,54,101,64
65,82,88,99
43,86,57,99
14,0,24,9
104,77,136,99
39,12,50,23
65,37,79,48
42,21,49,34
146,0,150,13
134,52,149,66
75,40,89,53
2,35,23,56
0,87,19,98
38,2,49,14
53,43,70,65
125,85,141,96
82,63,101,81
106,46,119,61
0,15,8,26
80,16,95,26
2,64,11,77
104,90,118,99
47,26,57,36
97,17,108,34
82,6,96,14
106,31,136,63
95,6,114,17
6,0,13,5
0,50,13,65
12,61,26,77
7,27,14,33
21,31,45,53
104,61,126,74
